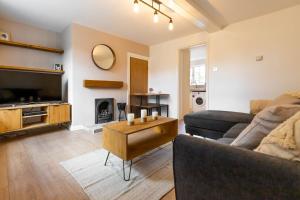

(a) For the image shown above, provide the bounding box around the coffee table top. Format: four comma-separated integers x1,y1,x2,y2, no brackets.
103,116,177,135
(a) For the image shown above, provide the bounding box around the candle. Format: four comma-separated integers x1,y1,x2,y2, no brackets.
141,109,147,123
127,113,135,125
152,111,158,120
141,109,147,118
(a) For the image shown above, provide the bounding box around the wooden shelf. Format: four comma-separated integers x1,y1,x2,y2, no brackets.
22,114,48,119
84,80,124,89
22,122,49,130
0,65,64,74
0,40,64,54
0,103,68,110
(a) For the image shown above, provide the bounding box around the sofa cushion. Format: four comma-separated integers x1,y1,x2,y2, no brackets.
184,110,254,133
255,112,300,162
185,126,225,139
231,105,300,150
217,138,235,145
223,123,249,139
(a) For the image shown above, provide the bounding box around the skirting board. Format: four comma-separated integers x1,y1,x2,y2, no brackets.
69,121,119,134
69,125,102,134
69,125,86,132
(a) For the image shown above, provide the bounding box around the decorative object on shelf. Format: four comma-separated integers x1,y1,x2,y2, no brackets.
53,64,63,71
149,88,154,93
141,109,147,123
132,0,174,31
0,31,10,41
127,113,135,125
92,44,116,70
152,111,158,120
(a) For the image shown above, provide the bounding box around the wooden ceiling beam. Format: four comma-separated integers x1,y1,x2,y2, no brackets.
160,0,222,32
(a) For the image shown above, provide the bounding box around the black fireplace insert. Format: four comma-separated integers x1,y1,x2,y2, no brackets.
95,98,114,124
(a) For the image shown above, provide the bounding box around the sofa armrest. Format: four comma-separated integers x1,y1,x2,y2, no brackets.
250,99,272,115
173,135,300,200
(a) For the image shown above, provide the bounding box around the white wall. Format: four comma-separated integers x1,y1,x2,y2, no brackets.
208,5,300,113
150,5,300,117
149,32,209,118
60,25,73,102
0,19,61,68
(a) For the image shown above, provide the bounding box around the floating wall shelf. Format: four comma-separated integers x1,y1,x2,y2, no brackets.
84,80,124,89
0,40,64,54
0,65,64,74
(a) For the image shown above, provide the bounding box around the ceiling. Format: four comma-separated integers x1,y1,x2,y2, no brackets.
0,0,200,45
0,0,300,45
186,0,300,28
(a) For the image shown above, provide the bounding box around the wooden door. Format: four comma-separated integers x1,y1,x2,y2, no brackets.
130,57,148,105
49,105,70,124
0,109,22,133
130,57,148,93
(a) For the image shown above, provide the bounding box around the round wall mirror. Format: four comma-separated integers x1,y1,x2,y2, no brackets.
92,44,116,70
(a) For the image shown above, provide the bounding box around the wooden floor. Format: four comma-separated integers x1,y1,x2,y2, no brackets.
0,121,184,200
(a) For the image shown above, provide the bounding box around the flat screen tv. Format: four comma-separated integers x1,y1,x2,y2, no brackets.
0,70,62,105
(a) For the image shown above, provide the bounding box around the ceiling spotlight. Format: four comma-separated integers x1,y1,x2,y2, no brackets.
168,19,174,31
133,0,140,13
153,10,159,23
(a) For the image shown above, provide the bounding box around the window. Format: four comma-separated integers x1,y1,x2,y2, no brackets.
190,63,205,86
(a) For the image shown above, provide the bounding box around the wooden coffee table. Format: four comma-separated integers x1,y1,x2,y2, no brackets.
102,116,178,181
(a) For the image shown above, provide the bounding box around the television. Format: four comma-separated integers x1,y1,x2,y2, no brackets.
0,70,62,105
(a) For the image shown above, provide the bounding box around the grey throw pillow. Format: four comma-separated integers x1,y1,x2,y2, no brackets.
231,105,300,149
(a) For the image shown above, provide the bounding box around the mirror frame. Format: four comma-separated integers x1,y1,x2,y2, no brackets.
91,44,116,70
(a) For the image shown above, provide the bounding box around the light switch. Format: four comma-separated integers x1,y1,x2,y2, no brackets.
256,56,264,62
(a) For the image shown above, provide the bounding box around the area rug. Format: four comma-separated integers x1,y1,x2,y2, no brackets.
60,144,174,200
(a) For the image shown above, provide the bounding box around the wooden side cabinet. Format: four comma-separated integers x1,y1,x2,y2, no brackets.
0,109,22,133
48,104,71,124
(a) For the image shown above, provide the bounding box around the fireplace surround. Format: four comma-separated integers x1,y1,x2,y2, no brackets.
95,98,114,124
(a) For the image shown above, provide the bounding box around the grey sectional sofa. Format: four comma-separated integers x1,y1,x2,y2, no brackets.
174,110,300,200
173,135,300,200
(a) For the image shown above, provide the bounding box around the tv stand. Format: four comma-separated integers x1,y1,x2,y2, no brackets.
0,102,71,134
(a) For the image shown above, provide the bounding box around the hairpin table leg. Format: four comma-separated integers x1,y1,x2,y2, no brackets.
123,160,133,181
104,152,110,166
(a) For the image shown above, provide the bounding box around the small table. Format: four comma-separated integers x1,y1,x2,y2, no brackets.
130,93,170,117
102,116,178,181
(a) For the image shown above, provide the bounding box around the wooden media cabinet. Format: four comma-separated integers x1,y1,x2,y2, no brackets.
0,103,71,134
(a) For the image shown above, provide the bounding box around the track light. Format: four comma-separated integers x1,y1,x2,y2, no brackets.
153,10,159,23
133,0,174,30
168,19,174,31
133,0,140,13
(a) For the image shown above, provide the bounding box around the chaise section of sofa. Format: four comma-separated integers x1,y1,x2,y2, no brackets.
173,135,300,200
184,110,254,139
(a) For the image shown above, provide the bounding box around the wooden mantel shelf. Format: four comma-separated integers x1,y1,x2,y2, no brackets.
84,80,124,89
0,40,64,54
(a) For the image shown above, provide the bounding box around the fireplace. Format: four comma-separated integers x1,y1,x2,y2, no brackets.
95,98,114,124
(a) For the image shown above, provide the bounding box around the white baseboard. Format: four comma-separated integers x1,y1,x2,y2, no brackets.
69,125,86,132
69,121,118,133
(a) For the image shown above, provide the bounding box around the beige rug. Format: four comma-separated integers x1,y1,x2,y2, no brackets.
60,144,174,200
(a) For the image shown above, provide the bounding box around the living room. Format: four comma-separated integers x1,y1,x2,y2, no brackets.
1,0,300,200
